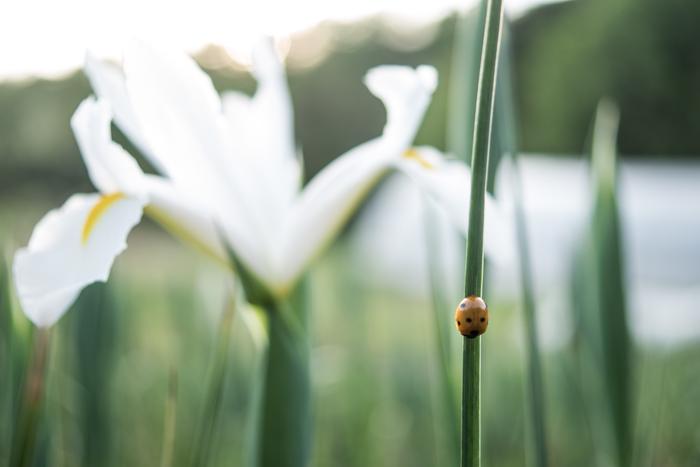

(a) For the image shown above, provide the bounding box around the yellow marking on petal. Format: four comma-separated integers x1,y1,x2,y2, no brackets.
403,148,434,169
82,193,125,245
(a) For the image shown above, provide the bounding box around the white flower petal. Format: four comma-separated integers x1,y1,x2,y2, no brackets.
123,43,231,203
83,52,164,173
395,146,513,265
124,43,273,277
71,97,146,198
364,65,438,150
275,138,395,291
221,39,300,224
249,39,301,204
14,193,143,327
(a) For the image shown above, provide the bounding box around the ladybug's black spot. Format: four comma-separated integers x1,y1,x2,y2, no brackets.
480,317,485,322
457,320,461,325
466,318,472,323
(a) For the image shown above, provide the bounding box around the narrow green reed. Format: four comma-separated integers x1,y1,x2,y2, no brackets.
590,100,632,467
10,327,50,467
423,199,459,465
494,24,549,467
461,0,504,465
160,369,178,467
448,0,486,163
190,295,236,467
0,255,13,464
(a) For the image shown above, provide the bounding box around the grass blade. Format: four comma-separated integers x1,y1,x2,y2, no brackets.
493,23,549,467
423,199,459,465
1,254,14,464
160,369,178,467
448,1,486,163
589,100,632,467
461,0,504,465
10,327,51,467
190,294,237,467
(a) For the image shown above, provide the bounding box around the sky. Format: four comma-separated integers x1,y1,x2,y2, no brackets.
0,0,563,81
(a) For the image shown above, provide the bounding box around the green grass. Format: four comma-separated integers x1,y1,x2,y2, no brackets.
0,231,697,466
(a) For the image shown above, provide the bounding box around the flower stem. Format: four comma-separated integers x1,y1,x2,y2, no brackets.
461,0,504,465
256,288,311,467
10,327,51,467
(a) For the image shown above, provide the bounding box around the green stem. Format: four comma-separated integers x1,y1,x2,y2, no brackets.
510,157,549,467
190,298,236,467
161,369,178,467
461,0,504,465
422,199,460,463
10,327,51,467
256,293,311,467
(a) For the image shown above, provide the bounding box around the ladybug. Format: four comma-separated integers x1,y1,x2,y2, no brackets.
454,296,489,338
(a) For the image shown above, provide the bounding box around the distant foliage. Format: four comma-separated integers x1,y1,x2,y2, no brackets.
513,0,700,155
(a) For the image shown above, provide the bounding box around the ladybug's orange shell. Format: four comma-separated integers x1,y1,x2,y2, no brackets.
454,296,489,338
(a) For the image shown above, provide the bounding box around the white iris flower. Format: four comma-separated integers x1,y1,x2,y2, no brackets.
13,40,503,328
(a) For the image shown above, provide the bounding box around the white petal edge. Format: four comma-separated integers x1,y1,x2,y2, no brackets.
13,193,144,327
364,65,438,151
83,52,165,173
71,97,146,198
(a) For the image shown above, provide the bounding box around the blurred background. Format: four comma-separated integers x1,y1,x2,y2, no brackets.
1,0,699,466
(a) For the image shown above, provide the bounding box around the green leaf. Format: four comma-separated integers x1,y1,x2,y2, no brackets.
590,100,632,467
570,100,632,467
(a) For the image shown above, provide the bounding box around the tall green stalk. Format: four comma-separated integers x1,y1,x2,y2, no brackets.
0,255,13,465
590,101,632,467
569,101,632,467
461,0,504,465
509,161,549,467
255,285,311,467
448,1,487,164
160,369,178,467
423,199,459,465
493,23,549,467
10,327,51,467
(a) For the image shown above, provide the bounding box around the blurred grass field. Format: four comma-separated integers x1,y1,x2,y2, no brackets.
2,222,699,466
